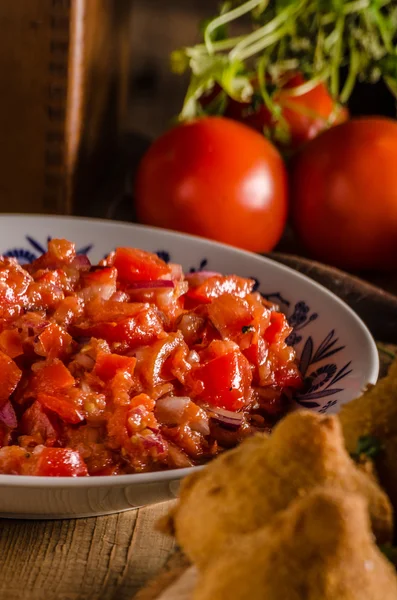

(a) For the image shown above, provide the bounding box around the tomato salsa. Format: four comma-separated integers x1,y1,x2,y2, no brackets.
0,240,301,476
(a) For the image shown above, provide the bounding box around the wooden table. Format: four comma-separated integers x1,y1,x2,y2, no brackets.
0,502,176,600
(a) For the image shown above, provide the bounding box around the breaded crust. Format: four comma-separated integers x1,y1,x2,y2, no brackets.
194,489,397,600
163,411,393,568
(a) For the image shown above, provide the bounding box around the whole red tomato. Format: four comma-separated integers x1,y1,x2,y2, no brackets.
225,74,348,152
291,117,397,270
136,117,287,253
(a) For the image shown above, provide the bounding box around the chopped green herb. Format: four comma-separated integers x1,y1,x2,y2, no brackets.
242,325,254,333
351,435,384,460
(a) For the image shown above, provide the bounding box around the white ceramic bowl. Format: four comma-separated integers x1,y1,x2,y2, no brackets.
0,215,378,519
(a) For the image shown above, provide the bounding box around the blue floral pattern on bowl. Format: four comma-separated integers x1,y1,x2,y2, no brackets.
3,235,353,413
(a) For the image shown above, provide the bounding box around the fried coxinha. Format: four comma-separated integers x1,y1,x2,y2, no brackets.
159,405,397,599
161,411,393,569
194,489,397,600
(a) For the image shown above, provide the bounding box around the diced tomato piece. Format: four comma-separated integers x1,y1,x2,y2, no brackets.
0,350,22,405
27,239,76,271
74,307,164,349
31,360,75,395
186,275,254,305
94,352,136,381
35,447,88,477
106,406,130,450
37,393,84,424
85,300,147,322
37,323,73,359
0,329,23,358
26,272,65,311
190,350,252,411
80,267,118,301
82,266,117,287
130,393,155,411
207,294,253,339
243,337,269,383
0,258,32,318
109,370,134,405
264,312,289,344
53,296,83,327
275,364,303,389
48,239,76,262
20,401,59,443
0,446,28,474
113,248,171,282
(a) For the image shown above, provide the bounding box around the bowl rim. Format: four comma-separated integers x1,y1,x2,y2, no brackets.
0,214,379,487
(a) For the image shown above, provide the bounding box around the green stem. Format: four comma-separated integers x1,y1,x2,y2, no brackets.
330,15,344,98
340,40,359,103
238,27,290,62
257,54,289,134
193,35,248,54
320,0,370,25
279,70,330,97
231,1,305,62
371,6,393,53
204,0,264,54
229,0,287,60
257,55,273,112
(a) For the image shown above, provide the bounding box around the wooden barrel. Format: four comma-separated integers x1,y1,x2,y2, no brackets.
0,0,132,215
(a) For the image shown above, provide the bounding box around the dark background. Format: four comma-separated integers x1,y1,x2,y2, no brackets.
128,0,219,139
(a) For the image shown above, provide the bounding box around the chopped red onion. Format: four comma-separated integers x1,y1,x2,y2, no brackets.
0,401,17,429
79,282,116,302
128,280,175,290
209,407,244,428
155,396,191,425
72,255,91,269
190,413,210,436
185,271,221,287
139,432,167,454
168,263,183,280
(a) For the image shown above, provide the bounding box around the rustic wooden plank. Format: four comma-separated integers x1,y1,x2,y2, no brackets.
0,501,176,600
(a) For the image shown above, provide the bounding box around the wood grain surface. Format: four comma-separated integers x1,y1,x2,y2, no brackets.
0,501,176,600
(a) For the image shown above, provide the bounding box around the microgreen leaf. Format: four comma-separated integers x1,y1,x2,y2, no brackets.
171,0,397,120
351,435,384,460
